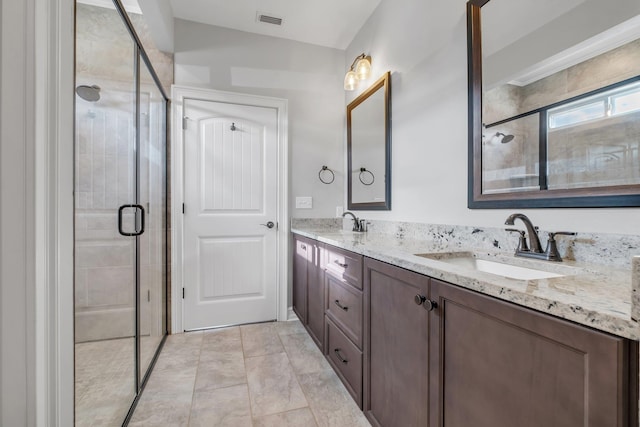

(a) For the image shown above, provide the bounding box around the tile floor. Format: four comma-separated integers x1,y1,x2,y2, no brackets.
75,336,163,426
129,320,371,427
75,338,136,426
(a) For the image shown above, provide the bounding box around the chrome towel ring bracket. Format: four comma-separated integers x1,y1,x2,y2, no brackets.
359,168,375,185
319,166,335,184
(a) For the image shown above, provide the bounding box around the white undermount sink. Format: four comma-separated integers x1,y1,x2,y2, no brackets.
415,252,568,281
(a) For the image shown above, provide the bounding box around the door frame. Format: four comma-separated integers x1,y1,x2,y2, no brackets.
171,85,289,333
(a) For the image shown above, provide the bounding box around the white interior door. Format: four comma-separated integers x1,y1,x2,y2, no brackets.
183,98,278,330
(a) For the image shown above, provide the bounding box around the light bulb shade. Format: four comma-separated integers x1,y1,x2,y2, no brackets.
344,70,358,91
355,57,371,80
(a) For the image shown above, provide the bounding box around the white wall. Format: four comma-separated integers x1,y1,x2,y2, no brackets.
1,0,75,424
173,20,345,218
345,0,640,235
138,0,174,52
1,0,36,423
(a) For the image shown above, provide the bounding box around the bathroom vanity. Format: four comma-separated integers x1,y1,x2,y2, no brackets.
292,225,639,427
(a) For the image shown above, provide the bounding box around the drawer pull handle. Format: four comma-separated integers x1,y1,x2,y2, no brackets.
300,244,306,250
334,300,349,311
334,260,348,268
334,348,348,364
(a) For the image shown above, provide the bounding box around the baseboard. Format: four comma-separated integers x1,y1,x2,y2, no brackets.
287,307,299,321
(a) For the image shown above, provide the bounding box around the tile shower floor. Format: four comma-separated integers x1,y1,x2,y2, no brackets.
129,320,371,427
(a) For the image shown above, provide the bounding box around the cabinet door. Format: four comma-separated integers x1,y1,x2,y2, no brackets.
292,236,309,323
429,278,636,427
363,258,431,427
306,241,324,349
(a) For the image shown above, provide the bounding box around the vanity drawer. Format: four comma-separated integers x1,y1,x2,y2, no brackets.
326,273,363,349
326,316,362,407
324,245,363,290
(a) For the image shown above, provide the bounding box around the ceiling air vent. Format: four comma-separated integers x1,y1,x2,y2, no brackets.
257,12,283,26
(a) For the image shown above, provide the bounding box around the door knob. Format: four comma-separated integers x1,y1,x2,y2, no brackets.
414,295,426,305
261,221,275,229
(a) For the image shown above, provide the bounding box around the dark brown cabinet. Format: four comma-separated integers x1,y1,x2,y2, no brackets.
363,257,431,427
292,235,638,427
292,235,324,349
326,315,363,405
430,278,637,427
324,243,365,407
292,236,309,323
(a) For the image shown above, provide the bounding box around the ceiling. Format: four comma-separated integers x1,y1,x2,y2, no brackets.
167,0,382,50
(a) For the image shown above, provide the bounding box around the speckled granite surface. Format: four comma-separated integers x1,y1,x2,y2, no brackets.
291,219,640,340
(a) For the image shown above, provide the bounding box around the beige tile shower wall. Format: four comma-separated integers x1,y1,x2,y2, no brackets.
75,99,137,342
76,4,173,93
547,111,640,189
75,4,173,342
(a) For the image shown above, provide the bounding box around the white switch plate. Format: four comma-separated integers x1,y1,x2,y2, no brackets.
336,206,344,217
296,196,313,209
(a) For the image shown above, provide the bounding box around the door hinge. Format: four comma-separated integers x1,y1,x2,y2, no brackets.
182,287,185,299
147,289,150,302
182,203,185,214
182,117,188,130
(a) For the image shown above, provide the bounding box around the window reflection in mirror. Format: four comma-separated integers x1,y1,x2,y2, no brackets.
347,72,391,210
470,0,640,207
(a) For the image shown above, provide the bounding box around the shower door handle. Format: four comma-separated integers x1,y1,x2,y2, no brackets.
118,204,145,237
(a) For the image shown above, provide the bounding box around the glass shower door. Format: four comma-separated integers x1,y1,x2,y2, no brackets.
74,5,138,425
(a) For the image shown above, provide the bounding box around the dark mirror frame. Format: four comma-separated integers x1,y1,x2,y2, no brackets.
347,71,392,210
467,0,640,208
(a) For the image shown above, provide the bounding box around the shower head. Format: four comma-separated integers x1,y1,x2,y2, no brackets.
496,132,514,144
76,85,101,102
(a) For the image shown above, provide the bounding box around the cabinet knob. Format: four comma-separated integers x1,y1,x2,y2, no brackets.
414,295,426,305
423,299,438,312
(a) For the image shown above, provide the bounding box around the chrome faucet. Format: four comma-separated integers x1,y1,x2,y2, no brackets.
343,211,365,232
504,213,576,262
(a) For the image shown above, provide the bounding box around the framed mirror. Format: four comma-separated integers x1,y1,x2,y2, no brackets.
347,71,391,210
468,0,640,208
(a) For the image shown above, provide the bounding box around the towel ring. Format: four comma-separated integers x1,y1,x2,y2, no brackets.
319,166,335,184
359,168,375,186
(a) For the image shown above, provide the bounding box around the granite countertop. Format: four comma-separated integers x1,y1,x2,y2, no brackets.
291,227,640,341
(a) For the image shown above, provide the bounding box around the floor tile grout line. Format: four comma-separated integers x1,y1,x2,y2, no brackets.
240,325,257,426
276,324,321,427
186,331,205,426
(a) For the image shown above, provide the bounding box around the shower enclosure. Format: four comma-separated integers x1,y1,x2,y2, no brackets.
74,1,169,425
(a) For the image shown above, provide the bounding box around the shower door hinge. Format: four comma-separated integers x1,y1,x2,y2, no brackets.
182,287,185,299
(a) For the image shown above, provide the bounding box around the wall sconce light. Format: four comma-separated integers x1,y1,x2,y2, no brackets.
344,53,372,91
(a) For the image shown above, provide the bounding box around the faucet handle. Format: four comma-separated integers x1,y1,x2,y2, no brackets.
544,231,576,262
548,231,577,240
506,228,529,252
